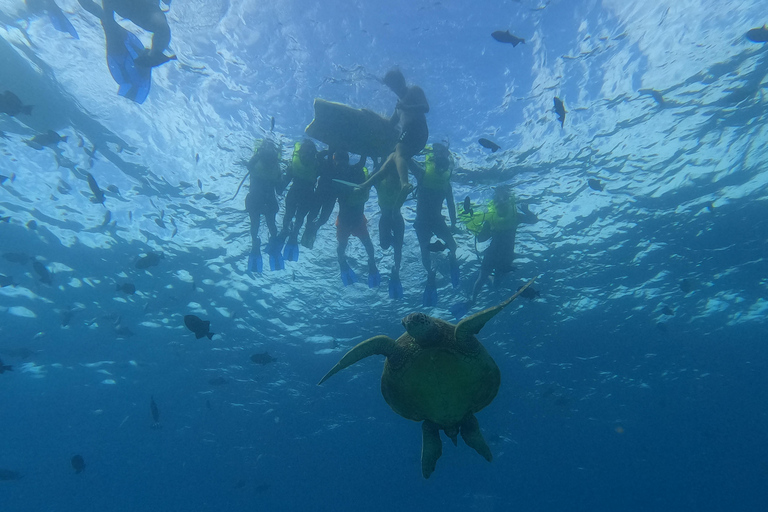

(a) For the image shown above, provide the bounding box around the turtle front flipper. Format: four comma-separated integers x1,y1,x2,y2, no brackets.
459,413,492,462
318,335,398,385
455,276,537,346
421,420,443,479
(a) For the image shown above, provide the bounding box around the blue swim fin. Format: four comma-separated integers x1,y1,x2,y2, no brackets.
48,10,79,39
283,242,300,262
341,266,358,286
248,252,263,274
388,277,404,299
106,28,152,104
368,270,381,288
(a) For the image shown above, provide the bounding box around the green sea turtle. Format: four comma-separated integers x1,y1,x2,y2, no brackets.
318,277,536,478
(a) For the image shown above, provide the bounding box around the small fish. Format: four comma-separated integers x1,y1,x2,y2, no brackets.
0,469,22,480
491,30,525,47
0,216,10,223
27,220,38,230
0,274,15,287
679,278,694,293
588,179,604,191
26,130,67,149
135,252,163,269
106,184,119,194
554,97,566,128
179,181,193,188
197,179,203,191
184,314,214,340
61,308,74,327
195,153,200,164
208,376,227,385
0,358,13,373
71,455,86,474
150,395,161,428
250,352,277,365
0,175,9,184
270,116,275,132
87,173,105,204
203,192,219,201
155,217,166,229
478,138,500,152
463,196,473,217
116,283,136,295
2,253,28,264
746,25,768,43
661,305,675,316
517,284,540,300
101,210,112,227
0,91,33,117
33,260,52,285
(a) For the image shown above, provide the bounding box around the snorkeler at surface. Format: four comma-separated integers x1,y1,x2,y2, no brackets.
245,140,285,273
277,140,321,262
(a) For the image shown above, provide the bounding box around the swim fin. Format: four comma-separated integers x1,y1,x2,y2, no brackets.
422,276,438,307
283,241,300,262
265,238,285,271
248,252,263,274
341,266,358,286
300,227,316,249
105,27,152,104
368,270,381,288
388,277,404,299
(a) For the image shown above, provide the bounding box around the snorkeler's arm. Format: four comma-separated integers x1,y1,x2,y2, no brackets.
446,183,457,226
518,204,538,224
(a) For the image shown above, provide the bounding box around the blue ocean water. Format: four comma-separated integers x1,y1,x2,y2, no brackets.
1,0,768,510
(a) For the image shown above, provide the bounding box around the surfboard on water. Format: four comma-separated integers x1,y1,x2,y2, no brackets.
305,99,398,158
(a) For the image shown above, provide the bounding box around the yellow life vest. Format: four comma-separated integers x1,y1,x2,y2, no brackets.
460,196,517,234
250,139,281,183
374,170,400,208
291,142,318,183
422,145,452,189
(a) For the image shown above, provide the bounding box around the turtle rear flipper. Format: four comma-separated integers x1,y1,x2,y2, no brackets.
421,420,443,479
455,276,537,346
460,413,492,462
318,335,398,385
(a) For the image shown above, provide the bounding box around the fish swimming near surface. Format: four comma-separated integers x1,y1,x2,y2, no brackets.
33,260,52,285
2,252,29,264
270,116,275,132
0,91,33,117
197,179,203,191
746,25,768,42
0,469,22,480
0,358,13,373
184,314,214,340
679,278,695,293
0,274,15,287
478,138,500,152
87,173,105,204
250,352,277,365
462,196,473,217
150,395,161,428
136,252,163,269
554,97,566,127
116,283,136,295
588,179,604,191
661,305,675,316
71,455,86,474
491,30,525,46
25,130,67,150
517,284,540,300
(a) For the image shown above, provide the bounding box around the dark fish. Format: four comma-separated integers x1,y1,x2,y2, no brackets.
101,210,112,227
116,283,136,294
0,91,33,116
114,324,134,338
491,30,525,47
26,130,67,149
0,274,15,287
203,192,219,201
197,179,203,191
250,352,277,365
61,308,73,327
71,455,86,474
746,25,768,43
3,252,29,264
27,220,38,230
661,305,675,316
517,284,540,300
155,217,166,228
0,358,13,373
150,395,160,427
136,252,163,269
0,469,22,480
428,240,446,252
106,184,120,194
179,181,193,188
33,260,52,284
0,216,10,223
87,173,105,204
270,116,275,132
195,153,199,164
478,138,500,152
679,278,694,293
588,179,604,191
463,196,473,217
0,175,9,184
208,376,227,385
184,314,214,340
554,97,566,127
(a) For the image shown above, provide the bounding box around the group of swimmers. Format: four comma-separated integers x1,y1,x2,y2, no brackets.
244,68,537,308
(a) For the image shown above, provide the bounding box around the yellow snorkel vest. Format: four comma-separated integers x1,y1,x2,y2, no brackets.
291,142,318,183
422,145,452,189
460,195,517,235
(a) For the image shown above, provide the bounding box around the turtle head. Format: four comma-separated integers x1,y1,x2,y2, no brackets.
402,312,439,344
